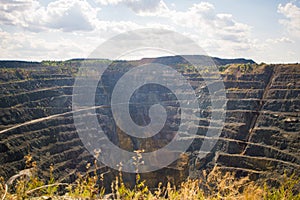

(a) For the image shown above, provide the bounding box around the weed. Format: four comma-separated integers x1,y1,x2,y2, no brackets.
1,155,299,199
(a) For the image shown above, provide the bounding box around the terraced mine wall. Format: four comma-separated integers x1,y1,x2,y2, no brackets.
0,59,299,189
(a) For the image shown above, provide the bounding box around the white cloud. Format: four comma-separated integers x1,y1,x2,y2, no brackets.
0,1,254,60
1,0,297,63
0,0,100,32
44,0,100,32
0,0,160,61
95,0,168,16
0,0,42,30
126,0,169,16
95,0,126,5
278,2,300,37
97,0,253,58
0,30,89,60
162,2,253,53
266,37,294,44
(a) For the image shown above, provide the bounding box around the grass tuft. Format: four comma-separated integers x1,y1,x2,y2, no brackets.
0,155,299,199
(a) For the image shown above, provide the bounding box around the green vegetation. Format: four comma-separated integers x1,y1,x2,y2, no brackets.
238,63,254,73
221,63,268,75
0,155,299,199
176,64,231,76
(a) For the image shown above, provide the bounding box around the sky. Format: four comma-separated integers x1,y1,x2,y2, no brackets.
0,0,299,63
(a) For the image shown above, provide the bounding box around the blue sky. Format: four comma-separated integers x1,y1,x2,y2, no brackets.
0,0,299,63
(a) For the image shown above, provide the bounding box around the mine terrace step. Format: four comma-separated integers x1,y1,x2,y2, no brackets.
0,87,68,108
3,123,76,143
244,144,300,165
266,89,300,99
216,153,300,171
0,79,74,95
263,99,300,112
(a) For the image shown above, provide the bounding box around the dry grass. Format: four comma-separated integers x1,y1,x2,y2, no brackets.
0,155,299,200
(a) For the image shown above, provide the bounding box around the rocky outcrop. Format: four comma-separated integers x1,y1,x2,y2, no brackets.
200,64,300,180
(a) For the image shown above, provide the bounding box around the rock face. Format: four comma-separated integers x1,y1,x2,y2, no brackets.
213,64,300,176
0,58,299,189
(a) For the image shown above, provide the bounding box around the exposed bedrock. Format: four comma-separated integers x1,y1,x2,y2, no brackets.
0,60,299,189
